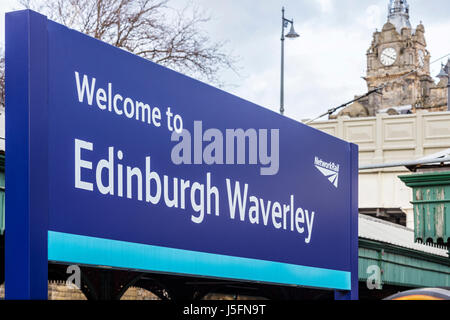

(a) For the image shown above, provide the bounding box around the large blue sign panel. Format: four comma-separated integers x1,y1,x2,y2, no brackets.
5,10,359,299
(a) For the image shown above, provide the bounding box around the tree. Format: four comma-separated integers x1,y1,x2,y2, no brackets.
0,0,238,108
24,0,237,83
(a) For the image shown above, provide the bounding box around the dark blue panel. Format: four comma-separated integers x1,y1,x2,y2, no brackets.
46,21,352,272
5,10,48,300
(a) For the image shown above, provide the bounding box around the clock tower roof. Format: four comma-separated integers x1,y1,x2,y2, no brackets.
387,0,412,34
437,67,447,79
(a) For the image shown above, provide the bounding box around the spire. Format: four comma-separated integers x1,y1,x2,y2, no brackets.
387,0,412,33
436,64,448,79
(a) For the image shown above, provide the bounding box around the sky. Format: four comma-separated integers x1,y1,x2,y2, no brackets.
1,0,449,122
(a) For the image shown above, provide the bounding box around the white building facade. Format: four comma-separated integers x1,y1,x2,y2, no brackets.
310,111,450,229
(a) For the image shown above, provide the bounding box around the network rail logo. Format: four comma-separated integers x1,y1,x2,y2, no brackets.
314,157,340,188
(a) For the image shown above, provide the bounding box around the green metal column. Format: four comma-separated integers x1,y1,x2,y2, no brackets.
359,239,450,288
400,171,450,245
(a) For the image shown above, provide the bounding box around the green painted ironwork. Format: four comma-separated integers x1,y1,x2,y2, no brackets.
359,239,450,288
400,171,450,245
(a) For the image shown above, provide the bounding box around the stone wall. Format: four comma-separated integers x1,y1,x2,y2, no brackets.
121,287,159,300
1,282,267,300
427,78,448,111
0,282,159,300
48,281,87,300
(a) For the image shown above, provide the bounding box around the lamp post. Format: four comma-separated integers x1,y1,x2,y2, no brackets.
447,59,450,112
280,7,299,116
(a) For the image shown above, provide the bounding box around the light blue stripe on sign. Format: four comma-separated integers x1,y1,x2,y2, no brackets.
48,231,351,290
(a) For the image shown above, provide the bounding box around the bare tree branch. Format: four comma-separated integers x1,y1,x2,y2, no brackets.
0,0,240,107
18,0,239,85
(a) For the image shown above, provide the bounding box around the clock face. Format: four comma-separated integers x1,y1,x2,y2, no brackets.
380,47,397,66
418,50,425,67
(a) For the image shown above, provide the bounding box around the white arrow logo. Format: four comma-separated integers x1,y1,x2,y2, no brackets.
314,157,340,188
315,165,339,188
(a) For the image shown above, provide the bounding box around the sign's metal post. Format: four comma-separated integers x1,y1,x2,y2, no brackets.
5,10,49,300
335,143,359,300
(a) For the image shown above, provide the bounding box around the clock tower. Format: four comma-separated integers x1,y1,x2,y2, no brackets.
363,0,435,115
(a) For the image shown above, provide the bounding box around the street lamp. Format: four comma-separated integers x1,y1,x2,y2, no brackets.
280,7,300,116
447,59,450,112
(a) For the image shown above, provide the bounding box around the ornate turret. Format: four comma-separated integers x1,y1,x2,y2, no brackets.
437,64,448,80
388,0,412,33
332,0,447,118
435,64,448,90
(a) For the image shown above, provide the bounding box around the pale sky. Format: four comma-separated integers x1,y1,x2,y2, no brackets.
1,0,449,121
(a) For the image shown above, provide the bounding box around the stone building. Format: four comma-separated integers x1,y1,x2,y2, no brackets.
430,62,450,111
311,1,450,228
334,0,449,118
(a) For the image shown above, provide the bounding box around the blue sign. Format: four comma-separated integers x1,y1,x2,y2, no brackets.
5,10,359,299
